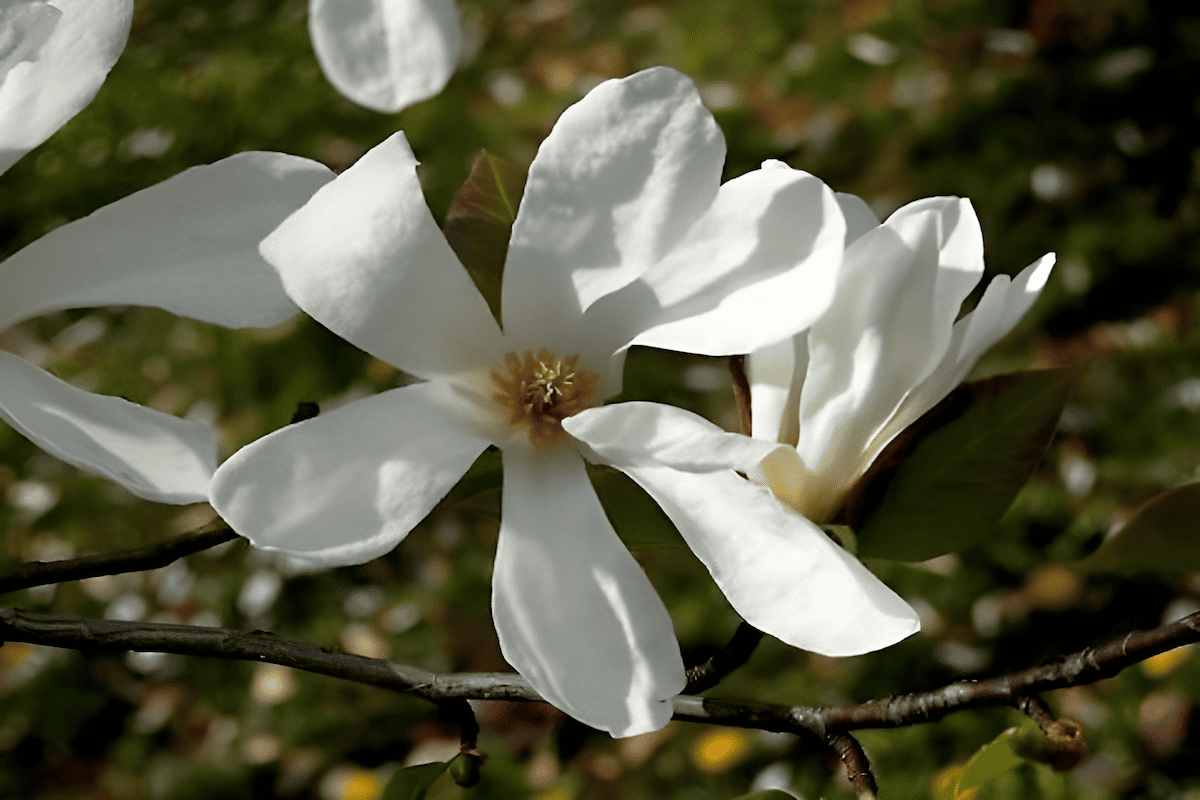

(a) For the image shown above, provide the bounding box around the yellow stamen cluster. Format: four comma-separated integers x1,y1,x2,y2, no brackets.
491,348,600,443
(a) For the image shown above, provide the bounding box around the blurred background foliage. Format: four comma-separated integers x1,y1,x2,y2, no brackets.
2,0,1200,797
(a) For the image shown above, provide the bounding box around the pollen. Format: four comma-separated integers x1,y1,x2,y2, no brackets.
491,348,600,443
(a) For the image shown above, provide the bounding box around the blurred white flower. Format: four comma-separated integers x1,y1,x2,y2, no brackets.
308,0,461,112
0,0,131,175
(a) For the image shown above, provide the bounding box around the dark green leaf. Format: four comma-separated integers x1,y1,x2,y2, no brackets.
381,762,450,800
448,446,503,511
1084,481,1200,575
589,465,687,549
853,369,1074,561
442,150,528,327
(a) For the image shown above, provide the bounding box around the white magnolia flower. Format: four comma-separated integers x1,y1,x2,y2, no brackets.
210,68,919,737
309,0,461,113
0,153,334,502
750,195,1056,524
0,0,132,175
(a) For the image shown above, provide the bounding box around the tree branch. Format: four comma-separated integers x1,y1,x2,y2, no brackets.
0,520,239,596
685,621,765,694
3,607,1197,740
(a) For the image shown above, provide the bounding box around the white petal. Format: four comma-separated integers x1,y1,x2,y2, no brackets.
210,381,491,567
796,208,975,493
835,191,879,245
308,0,460,113
865,253,1056,458
260,132,502,379
620,464,920,656
563,401,782,473
502,67,724,347
493,444,684,736
622,164,845,356
0,351,214,503
0,0,132,175
748,334,807,448
0,152,333,331
955,253,1055,370
884,197,985,326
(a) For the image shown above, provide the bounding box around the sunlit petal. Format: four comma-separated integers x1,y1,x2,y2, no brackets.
210,381,491,567
0,351,214,503
885,197,985,327
260,132,503,379
563,401,782,473
749,335,808,448
867,253,1056,457
620,163,845,356
835,191,880,245
0,0,132,175
493,444,684,736
503,67,724,347
308,0,460,113
620,464,920,656
0,152,333,331
796,214,946,490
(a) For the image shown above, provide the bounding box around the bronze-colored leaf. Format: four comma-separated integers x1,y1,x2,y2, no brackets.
442,150,528,327
1084,481,1200,575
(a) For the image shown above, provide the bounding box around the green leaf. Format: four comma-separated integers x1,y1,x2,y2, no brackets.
448,447,503,511
1084,481,1200,574
852,369,1074,562
442,150,528,327
937,719,1080,800
381,761,450,800
936,727,1023,800
588,465,687,549
734,792,800,800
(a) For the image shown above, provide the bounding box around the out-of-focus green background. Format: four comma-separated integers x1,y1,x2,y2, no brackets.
3,0,1200,797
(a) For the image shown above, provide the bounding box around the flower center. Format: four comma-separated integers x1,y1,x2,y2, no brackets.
491,348,600,443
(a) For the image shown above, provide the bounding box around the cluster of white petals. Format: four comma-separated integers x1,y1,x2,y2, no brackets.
308,0,461,113
749,194,1056,523
210,68,921,737
0,0,335,501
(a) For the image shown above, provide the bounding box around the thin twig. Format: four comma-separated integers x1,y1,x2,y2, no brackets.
1013,695,1056,731
3,608,1198,739
0,520,239,596
828,733,878,799
441,697,481,751
685,621,765,694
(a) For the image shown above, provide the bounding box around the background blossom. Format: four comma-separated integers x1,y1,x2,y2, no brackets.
308,0,461,113
0,0,132,175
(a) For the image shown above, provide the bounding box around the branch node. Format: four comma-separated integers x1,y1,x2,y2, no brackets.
684,621,764,694
1012,715,1088,772
449,750,485,787
828,732,878,799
